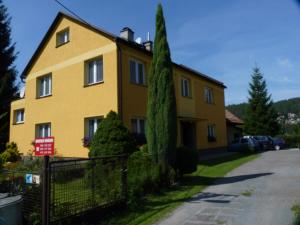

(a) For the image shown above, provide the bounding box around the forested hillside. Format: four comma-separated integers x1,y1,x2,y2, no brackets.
227,97,300,119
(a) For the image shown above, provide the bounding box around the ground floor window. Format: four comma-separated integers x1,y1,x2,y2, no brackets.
36,123,51,138
86,117,102,139
131,118,146,144
207,124,216,142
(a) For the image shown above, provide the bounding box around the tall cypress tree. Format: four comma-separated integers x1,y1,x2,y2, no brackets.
147,4,177,174
244,67,279,136
0,0,18,151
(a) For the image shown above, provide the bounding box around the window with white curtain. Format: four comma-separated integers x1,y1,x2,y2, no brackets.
205,87,214,103
86,117,102,139
86,58,103,85
56,28,69,46
15,109,24,124
36,123,51,138
38,74,52,97
129,59,146,85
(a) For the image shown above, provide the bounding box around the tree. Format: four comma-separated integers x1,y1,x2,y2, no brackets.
244,67,280,136
0,1,18,152
89,111,136,157
146,4,177,174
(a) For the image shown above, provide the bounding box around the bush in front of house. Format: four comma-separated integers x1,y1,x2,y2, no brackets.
282,135,300,148
127,150,160,206
89,111,136,157
0,142,21,163
173,147,199,177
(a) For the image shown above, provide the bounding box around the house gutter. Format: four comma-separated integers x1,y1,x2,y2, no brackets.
116,41,123,122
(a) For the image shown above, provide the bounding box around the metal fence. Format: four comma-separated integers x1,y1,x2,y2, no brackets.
49,155,127,224
0,155,127,225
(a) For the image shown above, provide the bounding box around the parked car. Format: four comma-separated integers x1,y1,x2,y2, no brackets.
228,136,260,152
253,136,274,150
271,137,286,150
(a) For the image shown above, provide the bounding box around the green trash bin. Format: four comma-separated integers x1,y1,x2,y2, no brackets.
0,195,22,225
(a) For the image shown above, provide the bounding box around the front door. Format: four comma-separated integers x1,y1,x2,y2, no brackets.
181,121,196,149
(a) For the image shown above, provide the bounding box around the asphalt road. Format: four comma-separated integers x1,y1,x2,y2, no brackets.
157,149,300,225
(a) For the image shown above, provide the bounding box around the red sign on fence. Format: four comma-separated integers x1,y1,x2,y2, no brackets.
35,137,54,156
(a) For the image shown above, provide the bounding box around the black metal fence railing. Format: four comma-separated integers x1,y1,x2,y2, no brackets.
49,155,127,224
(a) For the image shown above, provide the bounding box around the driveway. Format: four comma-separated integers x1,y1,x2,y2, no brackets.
157,149,300,225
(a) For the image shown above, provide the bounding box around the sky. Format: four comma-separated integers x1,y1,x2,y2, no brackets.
4,0,300,105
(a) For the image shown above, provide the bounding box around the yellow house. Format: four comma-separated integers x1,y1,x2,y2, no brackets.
10,12,227,158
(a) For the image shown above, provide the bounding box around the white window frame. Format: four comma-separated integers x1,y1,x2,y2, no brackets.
36,123,51,138
86,58,103,85
207,124,216,138
129,59,146,85
131,118,146,135
15,109,24,124
38,74,52,97
86,117,102,139
56,28,69,46
205,87,214,104
181,78,190,97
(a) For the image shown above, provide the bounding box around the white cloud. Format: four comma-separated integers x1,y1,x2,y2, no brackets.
278,58,293,69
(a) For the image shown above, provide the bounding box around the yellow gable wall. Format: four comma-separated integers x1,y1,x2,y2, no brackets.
119,44,227,150
10,17,118,157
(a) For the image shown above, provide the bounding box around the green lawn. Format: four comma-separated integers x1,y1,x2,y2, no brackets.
95,153,259,225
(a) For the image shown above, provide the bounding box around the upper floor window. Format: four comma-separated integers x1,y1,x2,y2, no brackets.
130,59,146,85
205,87,214,104
14,109,24,124
85,58,103,85
85,117,102,139
37,74,52,98
181,78,191,97
207,124,216,142
36,123,51,138
56,28,69,47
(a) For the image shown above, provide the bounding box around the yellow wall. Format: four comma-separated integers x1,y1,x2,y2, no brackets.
10,15,227,158
119,44,227,150
10,17,118,157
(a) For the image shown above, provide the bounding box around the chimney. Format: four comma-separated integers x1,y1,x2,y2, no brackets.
120,27,134,42
143,41,153,51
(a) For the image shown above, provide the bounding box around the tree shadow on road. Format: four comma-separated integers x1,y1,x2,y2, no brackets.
181,172,273,187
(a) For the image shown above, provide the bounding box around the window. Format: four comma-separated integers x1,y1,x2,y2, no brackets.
181,78,191,97
37,74,52,97
207,124,216,142
15,109,24,124
86,58,103,85
131,118,146,144
86,117,102,139
205,87,214,103
130,59,146,85
36,123,51,138
56,28,69,46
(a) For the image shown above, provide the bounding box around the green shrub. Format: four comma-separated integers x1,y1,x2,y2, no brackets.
174,147,199,177
89,111,136,157
283,135,300,148
0,142,21,163
127,150,160,206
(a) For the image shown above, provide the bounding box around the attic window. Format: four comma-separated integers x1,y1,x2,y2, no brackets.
56,28,69,47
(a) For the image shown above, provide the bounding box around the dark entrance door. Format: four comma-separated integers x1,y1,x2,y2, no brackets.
181,121,196,149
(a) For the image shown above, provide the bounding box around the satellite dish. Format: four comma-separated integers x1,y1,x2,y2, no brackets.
20,87,25,98
135,37,142,44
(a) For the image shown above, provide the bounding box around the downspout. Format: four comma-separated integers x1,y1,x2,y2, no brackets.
116,41,123,122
